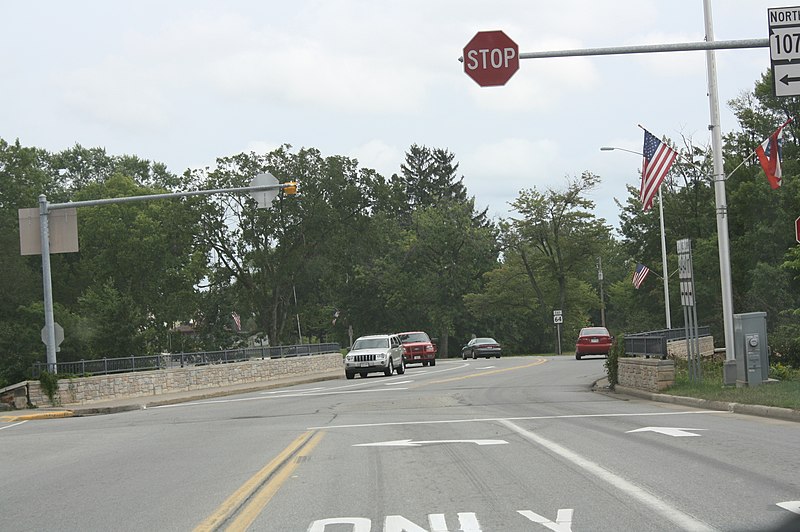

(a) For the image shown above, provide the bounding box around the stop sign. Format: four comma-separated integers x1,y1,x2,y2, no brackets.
463,30,519,87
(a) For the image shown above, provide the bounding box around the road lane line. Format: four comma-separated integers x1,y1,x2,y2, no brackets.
385,380,413,386
419,358,547,387
261,387,325,395
0,420,28,430
307,410,727,430
193,430,322,532
225,431,325,532
499,419,716,532
153,388,409,409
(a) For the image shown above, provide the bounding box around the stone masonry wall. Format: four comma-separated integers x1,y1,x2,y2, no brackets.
618,357,675,392
28,353,343,407
666,335,715,360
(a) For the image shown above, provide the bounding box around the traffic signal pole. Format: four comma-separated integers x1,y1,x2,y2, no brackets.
703,0,738,385
36,180,295,373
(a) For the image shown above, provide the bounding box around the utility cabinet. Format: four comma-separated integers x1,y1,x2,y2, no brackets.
733,312,769,387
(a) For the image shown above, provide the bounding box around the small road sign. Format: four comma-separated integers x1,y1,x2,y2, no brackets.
554,315,563,324
463,30,519,87
795,215,800,243
768,6,800,96
249,172,279,208
41,322,64,349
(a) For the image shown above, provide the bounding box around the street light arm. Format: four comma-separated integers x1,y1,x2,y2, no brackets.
600,146,643,157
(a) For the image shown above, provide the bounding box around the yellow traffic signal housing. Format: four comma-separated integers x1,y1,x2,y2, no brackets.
283,181,298,195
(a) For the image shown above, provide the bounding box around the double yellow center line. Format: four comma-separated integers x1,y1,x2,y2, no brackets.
194,430,325,532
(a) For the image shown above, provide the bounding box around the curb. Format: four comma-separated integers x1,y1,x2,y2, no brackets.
1,410,74,422
611,384,800,423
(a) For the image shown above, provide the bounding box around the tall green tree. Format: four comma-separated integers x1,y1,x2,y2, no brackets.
505,172,612,342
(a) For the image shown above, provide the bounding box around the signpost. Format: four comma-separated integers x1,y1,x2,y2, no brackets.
462,30,519,87
553,310,563,355
769,6,800,96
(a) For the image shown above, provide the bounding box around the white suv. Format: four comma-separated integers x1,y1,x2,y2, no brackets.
344,334,405,379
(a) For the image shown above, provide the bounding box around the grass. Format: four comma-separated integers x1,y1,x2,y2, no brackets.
664,359,800,410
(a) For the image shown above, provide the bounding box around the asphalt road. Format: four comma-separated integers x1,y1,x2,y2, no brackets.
2,356,798,531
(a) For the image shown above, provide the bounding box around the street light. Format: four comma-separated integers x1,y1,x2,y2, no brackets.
600,146,672,330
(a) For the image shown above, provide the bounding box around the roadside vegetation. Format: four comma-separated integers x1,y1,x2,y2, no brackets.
665,359,800,411
1,71,799,389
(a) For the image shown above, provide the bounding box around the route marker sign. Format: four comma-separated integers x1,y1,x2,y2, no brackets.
768,6,800,96
463,30,519,87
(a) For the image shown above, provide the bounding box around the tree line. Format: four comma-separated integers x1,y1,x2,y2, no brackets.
1,71,799,387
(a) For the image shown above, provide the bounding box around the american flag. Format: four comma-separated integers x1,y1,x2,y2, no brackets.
641,129,677,211
632,263,650,289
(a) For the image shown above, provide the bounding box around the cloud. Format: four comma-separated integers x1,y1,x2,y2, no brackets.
348,140,402,177
461,137,560,216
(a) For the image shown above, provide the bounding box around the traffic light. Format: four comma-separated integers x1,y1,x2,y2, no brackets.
283,181,298,195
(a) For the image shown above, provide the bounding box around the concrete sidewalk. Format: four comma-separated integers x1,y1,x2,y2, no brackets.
1,369,343,422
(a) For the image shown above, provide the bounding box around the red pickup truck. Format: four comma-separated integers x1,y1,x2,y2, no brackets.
397,331,437,367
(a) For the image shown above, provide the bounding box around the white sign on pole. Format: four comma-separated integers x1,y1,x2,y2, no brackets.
553,315,563,324
768,7,800,96
249,172,280,208
41,322,64,348
19,207,79,255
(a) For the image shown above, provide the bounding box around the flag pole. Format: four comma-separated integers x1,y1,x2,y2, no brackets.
658,187,671,329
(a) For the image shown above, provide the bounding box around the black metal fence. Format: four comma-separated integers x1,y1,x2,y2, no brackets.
31,342,341,378
624,328,711,359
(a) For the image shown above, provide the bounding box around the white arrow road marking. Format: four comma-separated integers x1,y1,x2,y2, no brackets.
626,426,707,437
354,439,508,447
778,501,800,515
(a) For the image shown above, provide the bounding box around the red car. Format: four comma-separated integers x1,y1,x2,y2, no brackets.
575,327,613,360
398,331,437,366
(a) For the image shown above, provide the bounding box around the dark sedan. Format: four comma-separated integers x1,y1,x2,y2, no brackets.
461,337,502,359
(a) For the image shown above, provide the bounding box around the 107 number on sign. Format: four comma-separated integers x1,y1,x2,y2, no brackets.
772,30,800,61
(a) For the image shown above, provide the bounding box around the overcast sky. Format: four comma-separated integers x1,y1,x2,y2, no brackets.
1,1,780,229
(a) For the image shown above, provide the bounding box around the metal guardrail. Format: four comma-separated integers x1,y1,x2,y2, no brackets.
31,342,341,378
624,328,710,359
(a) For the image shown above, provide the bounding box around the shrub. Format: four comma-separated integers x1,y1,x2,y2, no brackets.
770,322,800,368
605,334,623,389
38,371,60,405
